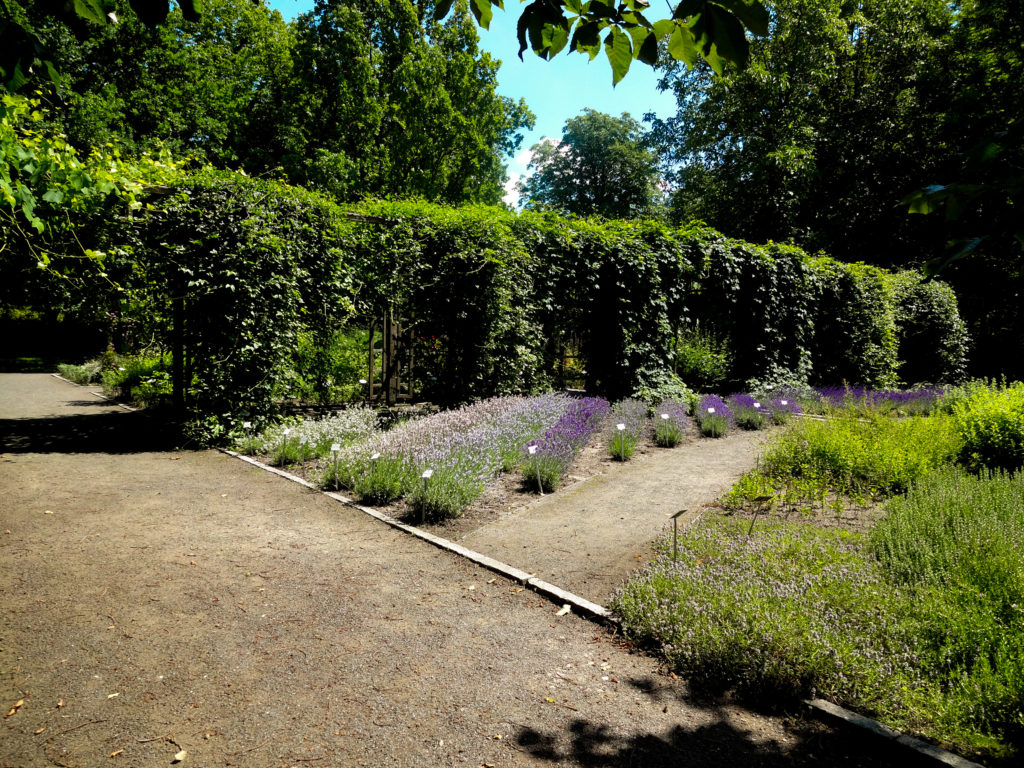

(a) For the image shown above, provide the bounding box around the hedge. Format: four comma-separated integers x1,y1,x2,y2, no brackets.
69,173,968,432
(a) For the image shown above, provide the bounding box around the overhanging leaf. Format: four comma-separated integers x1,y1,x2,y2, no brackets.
471,0,494,30
73,0,107,25
714,0,770,36
667,25,699,68
604,27,633,85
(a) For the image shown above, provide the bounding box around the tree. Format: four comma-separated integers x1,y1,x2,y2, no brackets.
650,0,957,265
38,0,294,165
285,0,533,204
2,0,771,95
519,109,662,218
437,0,770,83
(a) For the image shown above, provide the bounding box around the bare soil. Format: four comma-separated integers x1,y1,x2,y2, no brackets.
1,375,918,767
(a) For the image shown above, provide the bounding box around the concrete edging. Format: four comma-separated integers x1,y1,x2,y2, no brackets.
219,449,611,622
50,372,138,412
220,445,986,768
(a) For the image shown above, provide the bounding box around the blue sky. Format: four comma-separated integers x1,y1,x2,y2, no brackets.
266,1,678,200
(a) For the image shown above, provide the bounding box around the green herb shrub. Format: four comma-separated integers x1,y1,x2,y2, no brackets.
750,413,960,499
57,360,101,385
950,380,1024,473
611,518,921,705
870,468,1024,755
654,399,689,447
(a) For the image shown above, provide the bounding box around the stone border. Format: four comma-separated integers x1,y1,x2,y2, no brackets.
216,448,984,768
50,373,138,412
220,449,611,621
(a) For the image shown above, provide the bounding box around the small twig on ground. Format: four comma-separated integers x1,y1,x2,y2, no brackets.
226,738,269,756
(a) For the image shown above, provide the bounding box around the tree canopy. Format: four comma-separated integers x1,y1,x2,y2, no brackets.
518,108,662,218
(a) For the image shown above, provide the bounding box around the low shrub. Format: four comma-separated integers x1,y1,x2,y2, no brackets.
696,394,731,437
727,393,768,430
756,413,959,498
949,380,1024,473
654,398,689,447
607,398,648,461
522,397,610,492
57,361,101,385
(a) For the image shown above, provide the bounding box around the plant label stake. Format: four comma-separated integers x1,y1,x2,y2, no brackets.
670,509,688,563
616,423,626,460
420,469,433,524
527,445,542,495
330,443,341,490
243,421,253,453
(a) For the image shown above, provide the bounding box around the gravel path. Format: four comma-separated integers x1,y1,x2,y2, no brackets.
460,431,766,603
0,374,908,767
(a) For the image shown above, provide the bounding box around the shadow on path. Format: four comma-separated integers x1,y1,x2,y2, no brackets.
0,410,179,453
515,702,926,768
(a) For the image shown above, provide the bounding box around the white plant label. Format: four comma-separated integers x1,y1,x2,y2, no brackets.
661,413,669,420
528,445,538,455
330,443,341,453
421,469,434,479
753,402,761,408
616,423,625,431
283,428,292,436
370,452,381,460
781,399,789,406
707,407,716,414
243,421,252,429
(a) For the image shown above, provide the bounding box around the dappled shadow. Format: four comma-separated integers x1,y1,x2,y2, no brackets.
0,410,180,454
516,695,936,768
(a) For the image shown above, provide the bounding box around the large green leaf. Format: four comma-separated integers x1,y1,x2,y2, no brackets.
714,0,770,36
470,0,494,30
73,0,107,25
667,24,699,68
604,27,633,85
570,20,602,59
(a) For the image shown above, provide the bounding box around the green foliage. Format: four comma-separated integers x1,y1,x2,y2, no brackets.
808,259,899,388
890,272,970,384
697,411,729,438
672,324,731,391
872,468,1024,615
57,360,100,384
98,351,172,405
612,512,1024,759
612,517,922,709
746,413,960,500
441,0,769,83
518,109,663,219
950,381,1024,473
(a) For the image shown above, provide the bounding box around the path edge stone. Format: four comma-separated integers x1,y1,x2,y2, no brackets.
219,447,988,768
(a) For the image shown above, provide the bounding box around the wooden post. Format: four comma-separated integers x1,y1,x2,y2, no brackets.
385,310,399,405
367,317,376,402
171,276,185,421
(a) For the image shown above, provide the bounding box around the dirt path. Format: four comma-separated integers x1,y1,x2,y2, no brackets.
460,432,766,604
0,375,907,767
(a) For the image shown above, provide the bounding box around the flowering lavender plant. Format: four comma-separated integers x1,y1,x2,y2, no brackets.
654,399,689,448
607,398,649,461
768,395,802,425
329,395,570,518
522,397,610,492
696,394,731,438
813,387,944,417
727,393,768,430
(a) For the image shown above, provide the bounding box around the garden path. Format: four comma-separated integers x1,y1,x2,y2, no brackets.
459,431,767,604
0,374,903,768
